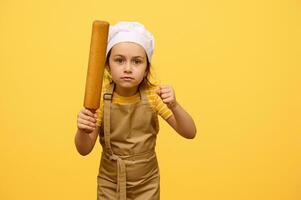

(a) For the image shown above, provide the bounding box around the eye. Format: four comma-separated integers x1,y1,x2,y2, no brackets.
132,59,142,65
114,58,124,64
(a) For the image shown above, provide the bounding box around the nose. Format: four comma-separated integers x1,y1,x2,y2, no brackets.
123,62,132,73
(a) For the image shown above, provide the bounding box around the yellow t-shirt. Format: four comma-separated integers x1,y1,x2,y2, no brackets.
96,87,173,127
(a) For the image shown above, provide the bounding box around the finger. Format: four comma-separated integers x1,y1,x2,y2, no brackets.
79,113,96,123
79,112,97,123
160,88,173,96
78,117,95,127
162,97,174,104
157,85,166,93
160,92,171,99
82,108,95,118
160,87,172,94
78,118,96,128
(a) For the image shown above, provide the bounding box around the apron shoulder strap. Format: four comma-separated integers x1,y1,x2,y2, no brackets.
102,83,127,200
103,83,114,154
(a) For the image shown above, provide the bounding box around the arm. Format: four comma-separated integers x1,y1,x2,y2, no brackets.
157,85,197,139
74,108,99,155
166,103,196,139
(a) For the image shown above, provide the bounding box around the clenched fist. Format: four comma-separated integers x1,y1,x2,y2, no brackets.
156,85,178,109
77,108,98,133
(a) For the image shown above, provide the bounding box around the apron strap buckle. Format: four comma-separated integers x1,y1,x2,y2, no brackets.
103,93,113,101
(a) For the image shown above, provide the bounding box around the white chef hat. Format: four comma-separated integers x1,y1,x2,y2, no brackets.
106,21,155,62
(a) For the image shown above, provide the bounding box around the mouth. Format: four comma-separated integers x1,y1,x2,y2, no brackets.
121,77,134,81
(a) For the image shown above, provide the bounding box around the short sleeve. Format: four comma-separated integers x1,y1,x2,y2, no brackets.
146,89,173,120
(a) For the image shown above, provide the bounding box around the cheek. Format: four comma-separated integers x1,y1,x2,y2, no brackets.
109,67,120,79
136,67,147,77
111,69,119,77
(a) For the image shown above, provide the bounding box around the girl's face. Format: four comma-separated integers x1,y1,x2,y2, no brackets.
107,42,148,96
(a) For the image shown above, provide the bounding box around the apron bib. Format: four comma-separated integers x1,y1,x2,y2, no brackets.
97,84,160,200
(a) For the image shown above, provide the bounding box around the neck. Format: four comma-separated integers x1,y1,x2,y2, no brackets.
114,85,139,97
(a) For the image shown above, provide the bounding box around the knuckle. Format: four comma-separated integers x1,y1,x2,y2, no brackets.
84,120,89,125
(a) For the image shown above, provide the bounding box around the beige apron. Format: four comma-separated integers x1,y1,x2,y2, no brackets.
97,84,160,200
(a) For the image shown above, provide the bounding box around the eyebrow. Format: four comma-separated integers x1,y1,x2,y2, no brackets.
113,54,145,59
132,56,145,59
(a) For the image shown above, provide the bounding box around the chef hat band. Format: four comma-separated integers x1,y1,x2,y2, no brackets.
106,22,155,62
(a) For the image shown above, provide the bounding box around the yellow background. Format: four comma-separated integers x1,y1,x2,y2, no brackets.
0,0,300,199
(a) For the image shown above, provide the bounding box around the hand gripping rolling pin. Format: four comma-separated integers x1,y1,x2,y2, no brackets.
83,20,109,112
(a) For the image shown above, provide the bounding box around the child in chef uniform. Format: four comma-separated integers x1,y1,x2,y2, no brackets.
75,21,196,200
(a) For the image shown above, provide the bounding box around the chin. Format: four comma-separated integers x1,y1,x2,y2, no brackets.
118,82,139,89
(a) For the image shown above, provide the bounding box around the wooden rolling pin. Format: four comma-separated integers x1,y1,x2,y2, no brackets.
83,20,109,111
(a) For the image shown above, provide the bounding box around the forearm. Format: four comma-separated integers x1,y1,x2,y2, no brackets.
74,129,93,156
170,103,196,139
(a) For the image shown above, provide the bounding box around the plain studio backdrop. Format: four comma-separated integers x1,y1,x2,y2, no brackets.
0,0,300,199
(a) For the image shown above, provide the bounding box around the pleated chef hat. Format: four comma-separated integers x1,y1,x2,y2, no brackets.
106,21,155,62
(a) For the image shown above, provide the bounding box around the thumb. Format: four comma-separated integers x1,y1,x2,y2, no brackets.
155,86,161,96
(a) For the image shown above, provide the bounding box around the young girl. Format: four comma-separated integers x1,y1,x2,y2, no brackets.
75,21,196,200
